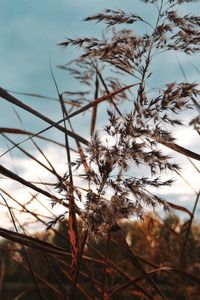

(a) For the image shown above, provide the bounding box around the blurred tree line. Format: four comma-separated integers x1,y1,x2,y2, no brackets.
0,214,200,300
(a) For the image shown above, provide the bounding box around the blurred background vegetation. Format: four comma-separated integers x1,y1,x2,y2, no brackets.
0,213,200,299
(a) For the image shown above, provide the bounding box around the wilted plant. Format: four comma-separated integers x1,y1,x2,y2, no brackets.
0,0,200,299
58,0,200,237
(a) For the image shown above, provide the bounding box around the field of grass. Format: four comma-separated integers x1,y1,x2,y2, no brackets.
0,0,200,299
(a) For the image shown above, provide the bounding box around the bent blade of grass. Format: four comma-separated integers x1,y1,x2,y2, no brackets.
71,229,88,300
0,83,137,157
50,63,79,281
188,157,200,173
0,226,104,266
6,89,80,107
2,133,61,180
179,191,200,269
0,226,74,257
0,86,88,145
90,72,99,136
0,127,67,148
0,189,76,250
175,169,197,194
158,197,193,217
0,164,57,201
143,131,200,162
0,192,52,221
160,141,200,162
65,83,137,121
94,64,122,116
31,138,60,176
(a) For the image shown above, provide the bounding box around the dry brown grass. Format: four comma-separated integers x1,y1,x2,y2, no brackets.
0,0,200,299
